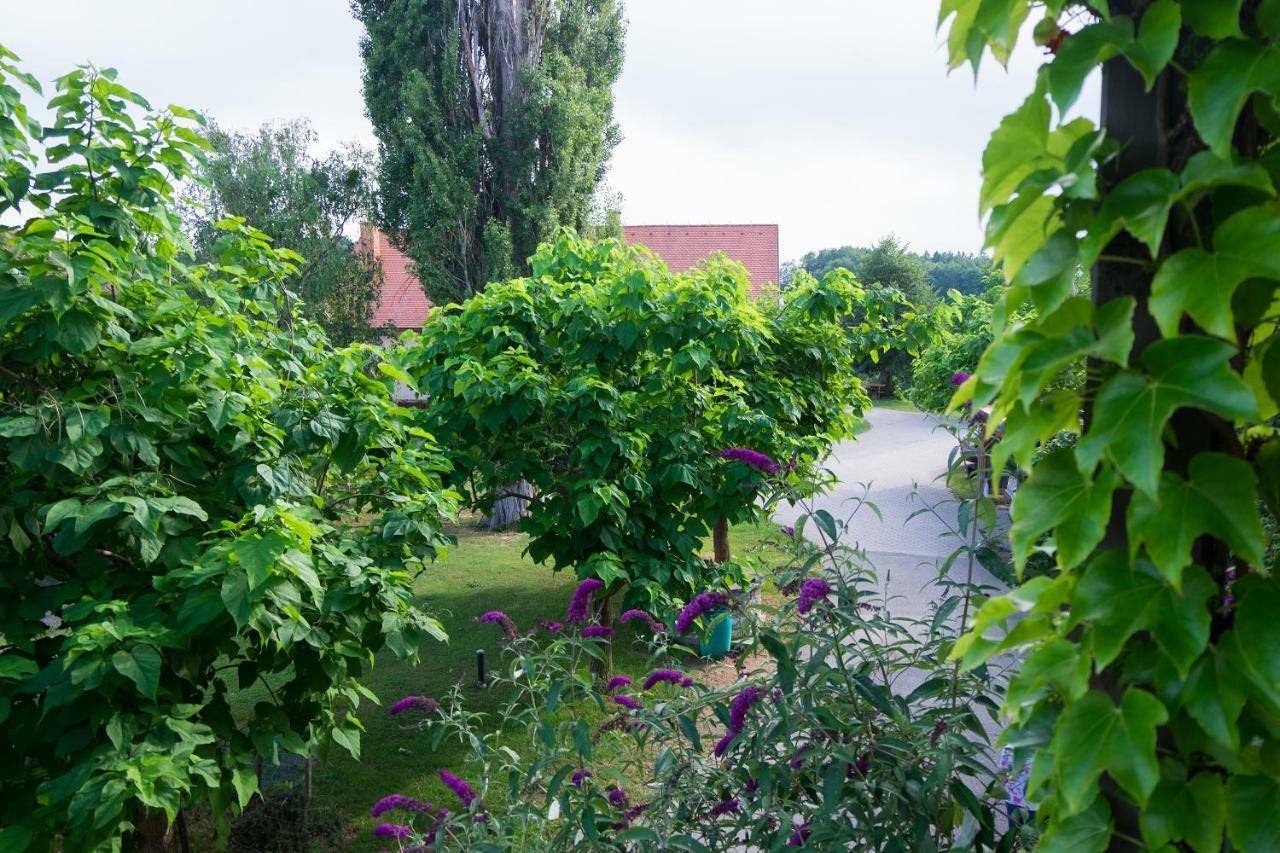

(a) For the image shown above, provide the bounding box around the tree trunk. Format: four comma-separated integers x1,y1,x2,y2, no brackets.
130,810,173,853
713,516,731,564
487,479,533,530
1090,39,1216,848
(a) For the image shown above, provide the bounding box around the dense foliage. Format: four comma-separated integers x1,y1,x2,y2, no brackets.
792,240,991,298
353,0,625,303
184,118,387,345
0,53,456,849
399,234,929,627
945,1,1280,849
360,473,1021,850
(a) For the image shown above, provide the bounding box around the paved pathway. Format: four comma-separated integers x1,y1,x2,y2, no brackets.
773,406,1004,621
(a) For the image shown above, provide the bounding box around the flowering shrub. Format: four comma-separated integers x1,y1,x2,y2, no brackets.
364,468,1026,850
400,233,933,633
0,51,457,848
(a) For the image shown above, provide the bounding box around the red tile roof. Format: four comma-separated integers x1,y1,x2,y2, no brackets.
361,226,433,330
363,222,780,330
622,224,779,296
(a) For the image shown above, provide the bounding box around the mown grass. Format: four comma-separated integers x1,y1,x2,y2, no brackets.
871,397,920,412
223,519,783,850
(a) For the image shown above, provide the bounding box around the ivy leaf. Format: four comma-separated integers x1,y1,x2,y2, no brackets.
980,93,1049,215
1037,796,1111,853
1010,449,1120,572
1178,151,1275,200
1150,206,1280,340
1181,0,1243,38
1188,39,1280,160
1076,337,1257,496
1047,18,1133,115
1180,650,1247,751
1126,0,1181,87
1049,688,1168,815
1224,574,1280,711
1127,453,1265,585
1226,775,1280,852
1141,768,1226,853
1079,168,1180,265
1071,553,1213,675
112,646,161,699
1004,638,1091,714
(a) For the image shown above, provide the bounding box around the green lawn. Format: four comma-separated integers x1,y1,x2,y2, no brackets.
225,519,784,850
871,397,919,412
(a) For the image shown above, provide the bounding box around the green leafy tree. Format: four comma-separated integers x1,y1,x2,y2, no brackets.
944,1,1280,849
0,52,457,848
399,233,930,673
184,118,388,345
353,0,625,303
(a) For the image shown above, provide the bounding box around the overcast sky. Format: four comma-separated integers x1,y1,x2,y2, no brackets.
3,0,1097,260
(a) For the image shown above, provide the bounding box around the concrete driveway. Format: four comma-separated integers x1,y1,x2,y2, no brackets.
773,406,1005,620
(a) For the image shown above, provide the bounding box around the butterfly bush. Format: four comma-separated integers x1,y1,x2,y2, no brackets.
369,468,1022,849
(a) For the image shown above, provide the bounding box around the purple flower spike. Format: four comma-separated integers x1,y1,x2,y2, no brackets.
371,794,434,818
582,624,613,639
713,731,736,757
613,694,642,711
571,769,592,786
711,797,740,817
438,770,478,808
607,787,629,809
674,591,730,634
951,371,972,385
605,675,633,693
745,778,759,793
779,525,795,539
729,686,763,733
788,822,812,846
642,669,685,691
537,619,564,634
389,695,440,716
476,610,520,643
716,447,780,475
619,608,667,634
796,577,831,615
567,577,604,624
679,676,694,688
372,823,412,839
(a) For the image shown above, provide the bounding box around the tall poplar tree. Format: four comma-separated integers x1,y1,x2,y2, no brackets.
353,0,625,304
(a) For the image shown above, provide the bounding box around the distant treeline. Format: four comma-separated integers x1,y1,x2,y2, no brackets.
787,242,993,297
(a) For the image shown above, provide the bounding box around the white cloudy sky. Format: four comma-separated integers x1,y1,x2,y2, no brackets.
2,0,1097,260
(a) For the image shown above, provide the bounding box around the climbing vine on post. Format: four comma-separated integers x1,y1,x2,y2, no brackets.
943,1,1280,850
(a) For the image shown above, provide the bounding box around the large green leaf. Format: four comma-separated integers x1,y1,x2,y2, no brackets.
1181,0,1243,38
1150,206,1280,340
1127,453,1265,585
1141,768,1226,853
1049,688,1167,814
1188,39,1280,159
112,646,161,699
1224,575,1280,711
1010,449,1120,572
1037,796,1111,853
1071,553,1213,675
1076,336,1258,496
1047,18,1132,115
1126,0,1181,85
980,93,1049,215
1226,775,1280,852
1079,168,1179,265
231,531,289,590
1180,650,1247,750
